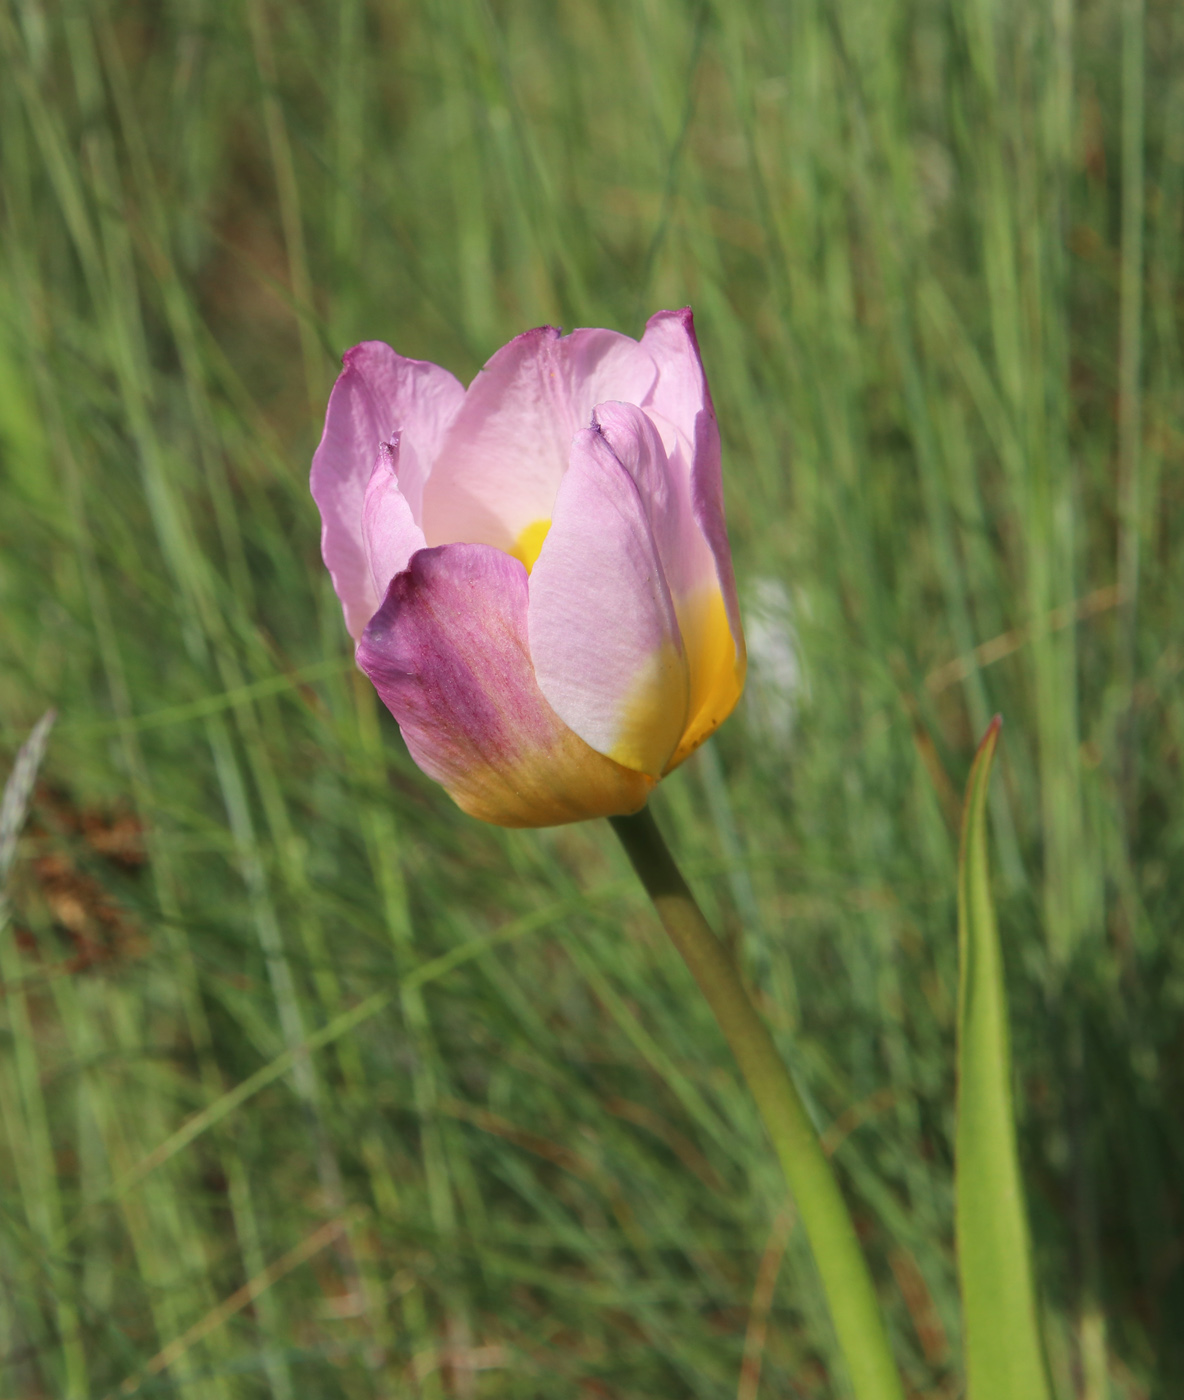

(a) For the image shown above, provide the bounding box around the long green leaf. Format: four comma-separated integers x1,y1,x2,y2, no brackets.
956,718,1052,1400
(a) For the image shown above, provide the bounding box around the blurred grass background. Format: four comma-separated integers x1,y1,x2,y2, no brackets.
0,0,1182,1395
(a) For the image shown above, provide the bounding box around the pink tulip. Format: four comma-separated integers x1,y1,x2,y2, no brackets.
311,309,746,827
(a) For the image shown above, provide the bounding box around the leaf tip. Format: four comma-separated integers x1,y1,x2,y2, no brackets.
972,714,1003,766
958,716,1003,856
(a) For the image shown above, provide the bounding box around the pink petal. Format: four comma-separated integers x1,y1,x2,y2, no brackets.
527,414,689,778
362,442,426,603
640,306,717,437
421,326,657,556
638,310,747,766
591,400,697,598
312,342,465,638
357,544,654,827
639,310,739,602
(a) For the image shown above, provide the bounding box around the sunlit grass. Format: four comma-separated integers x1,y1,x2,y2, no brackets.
1,1,1182,1396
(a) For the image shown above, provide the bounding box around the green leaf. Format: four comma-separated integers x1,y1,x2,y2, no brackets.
955,718,1052,1400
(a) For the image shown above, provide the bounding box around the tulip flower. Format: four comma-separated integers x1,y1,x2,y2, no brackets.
312,308,745,827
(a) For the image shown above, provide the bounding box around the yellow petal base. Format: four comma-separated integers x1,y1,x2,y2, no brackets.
509,518,552,573
448,716,655,828
665,588,746,772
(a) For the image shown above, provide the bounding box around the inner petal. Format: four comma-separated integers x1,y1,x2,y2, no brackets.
422,326,656,554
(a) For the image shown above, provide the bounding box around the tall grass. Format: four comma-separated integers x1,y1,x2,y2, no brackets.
0,0,1181,1395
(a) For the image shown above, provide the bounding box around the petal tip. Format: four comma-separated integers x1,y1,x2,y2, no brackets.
341,339,393,371
645,305,696,336
482,324,563,371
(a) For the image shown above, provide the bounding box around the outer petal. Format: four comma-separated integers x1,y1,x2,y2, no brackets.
362,441,426,603
312,342,465,639
528,415,689,778
421,326,656,557
591,401,691,601
640,307,717,441
357,544,654,827
638,309,746,768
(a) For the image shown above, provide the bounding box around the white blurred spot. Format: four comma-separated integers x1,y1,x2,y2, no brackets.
743,578,805,745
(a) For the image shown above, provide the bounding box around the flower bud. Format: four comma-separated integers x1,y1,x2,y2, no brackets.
311,309,745,827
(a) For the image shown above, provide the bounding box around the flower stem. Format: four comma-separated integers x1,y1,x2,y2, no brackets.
610,806,904,1400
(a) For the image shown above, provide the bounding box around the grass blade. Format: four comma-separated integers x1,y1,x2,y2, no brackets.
955,718,1051,1400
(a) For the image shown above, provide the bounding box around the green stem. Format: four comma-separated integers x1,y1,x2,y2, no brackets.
610,806,904,1400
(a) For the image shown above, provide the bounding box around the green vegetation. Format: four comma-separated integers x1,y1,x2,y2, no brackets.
1,0,1181,1395
955,719,1053,1400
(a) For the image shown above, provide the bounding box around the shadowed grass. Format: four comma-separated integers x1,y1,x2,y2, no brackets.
1,0,1182,1396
